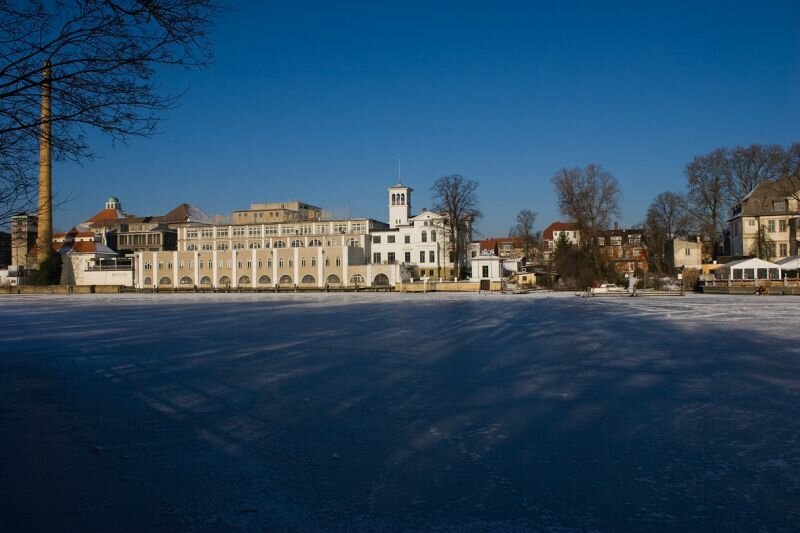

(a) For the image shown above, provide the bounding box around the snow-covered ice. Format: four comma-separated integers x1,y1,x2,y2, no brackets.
0,292,798,531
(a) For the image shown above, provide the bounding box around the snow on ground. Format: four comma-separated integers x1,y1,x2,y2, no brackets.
0,292,798,531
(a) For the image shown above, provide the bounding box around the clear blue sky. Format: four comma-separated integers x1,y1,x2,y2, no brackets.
54,0,800,236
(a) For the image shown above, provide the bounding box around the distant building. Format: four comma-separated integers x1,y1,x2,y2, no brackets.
470,237,528,259
541,221,580,261
11,213,38,269
596,227,648,275
232,201,322,225
728,178,799,260
666,237,703,271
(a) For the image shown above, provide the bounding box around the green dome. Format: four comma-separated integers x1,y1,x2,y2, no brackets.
107,196,119,203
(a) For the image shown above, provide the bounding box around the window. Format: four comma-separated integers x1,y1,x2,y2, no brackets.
311,257,316,266
298,224,312,235
179,261,184,269
597,237,605,246
334,223,347,233
201,228,213,238
257,259,262,268
421,231,427,242
351,223,365,233
308,239,322,247
233,242,244,249
748,220,756,227
372,235,381,244
780,243,788,256
232,227,245,237
274,240,286,248
301,257,306,267
279,258,284,268
186,244,197,251
199,260,205,269
264,226,278,235
773,200,786,212
387,252,396,264
420,251,425,263
282,225,296,235
610,236,622,246
346,238,359,246
335,257,340,266
291,240,304,247
373,252,381,263
431,231,436,242
387,235,395,244
248,226,261,237
267,258,272,267
246,260,251,268
429,251,435,263
187,229,198,239
779,220,787,232
768,220,776,232
217,243,228,250
316,224,328,234
685,248,692,256
237,261,243,269
404,252,411,263
249,242,261,249
404,235,410,244
482,265,489,277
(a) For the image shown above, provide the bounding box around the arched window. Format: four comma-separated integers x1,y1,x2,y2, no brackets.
421,230,427,243
180,276,192,285
326,274,341,284
301,274,315,284
308,239,322,247
143,277,152,285
249,242,261,249
400,193,405,204
350,274,365,284
311,257,317,266
219,275,231,285
233,242,245,250
186,244,197,251
278,258,284,268
199,276,211,285
159,276,171,286
391,193,396,205
279,275,292,285
291,240,304,247
238,275,251,285
431,230,436,242
374,273,390,286
217,243,228,250
274,240,286,248
346,238,359,246
300,257,306,267
335,256,341,266
202,243,213,251
258,275,271,285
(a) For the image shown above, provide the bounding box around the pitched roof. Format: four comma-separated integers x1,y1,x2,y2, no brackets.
542,221,579,241
56,241,118,255
162,203,213,224
86,207,125,224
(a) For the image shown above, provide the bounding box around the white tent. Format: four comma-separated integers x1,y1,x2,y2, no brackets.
776,256,800,270
716,257,782,280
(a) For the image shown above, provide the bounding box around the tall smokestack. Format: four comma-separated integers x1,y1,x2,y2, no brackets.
36,61,52,265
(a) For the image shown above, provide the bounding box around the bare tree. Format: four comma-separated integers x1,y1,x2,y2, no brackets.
508,208,537,261
431,175,481,279
0,0,221,224
551,163,621,246
724,144,785,205
644,191,691,272
684,149,727,258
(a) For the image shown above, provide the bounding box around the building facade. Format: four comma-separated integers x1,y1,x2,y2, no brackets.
133,183,468,289
728,179,799,260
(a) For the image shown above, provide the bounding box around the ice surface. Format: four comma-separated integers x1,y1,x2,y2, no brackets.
0,292,798,531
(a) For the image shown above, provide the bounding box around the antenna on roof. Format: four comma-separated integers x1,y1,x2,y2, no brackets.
397,156,401,185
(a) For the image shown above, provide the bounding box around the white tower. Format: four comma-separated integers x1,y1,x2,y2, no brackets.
388,183,412,228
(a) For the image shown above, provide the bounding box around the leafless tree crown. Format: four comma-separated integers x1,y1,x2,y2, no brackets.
431,174,481,279
551,163,621,243
0,0,221,222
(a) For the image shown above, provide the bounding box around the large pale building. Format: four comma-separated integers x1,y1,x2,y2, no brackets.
729,179,799,260
133,183,469,289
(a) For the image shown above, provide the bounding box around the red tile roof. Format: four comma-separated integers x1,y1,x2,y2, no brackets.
542,221,579,241
86,208,124,224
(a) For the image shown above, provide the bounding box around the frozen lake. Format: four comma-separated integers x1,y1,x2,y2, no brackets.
1,292,798,531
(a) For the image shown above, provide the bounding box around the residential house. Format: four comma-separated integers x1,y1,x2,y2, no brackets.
728,178,799,260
